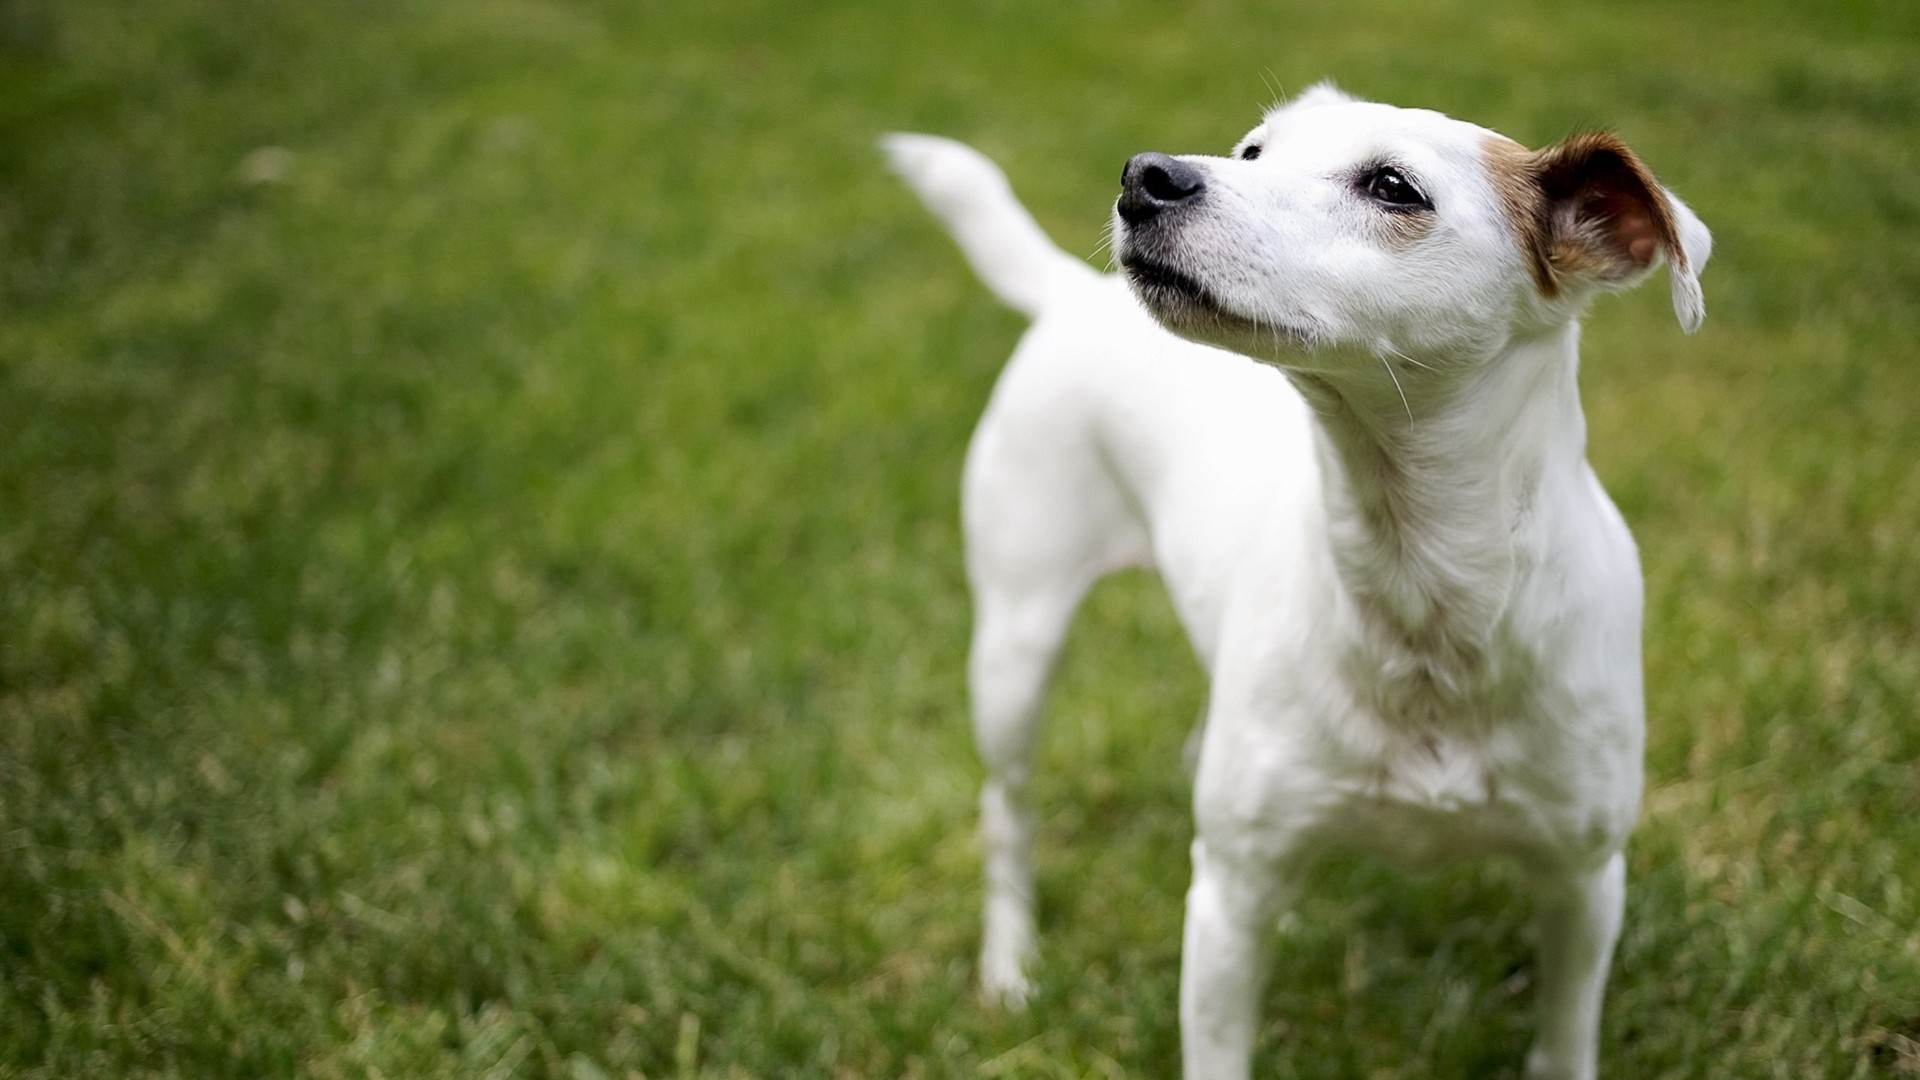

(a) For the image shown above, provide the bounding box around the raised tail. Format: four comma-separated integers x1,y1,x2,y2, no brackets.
882,134,1096,320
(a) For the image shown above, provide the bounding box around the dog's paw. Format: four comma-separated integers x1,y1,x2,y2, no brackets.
1524,1044,1596,1080
979,963,1034,1009
978,936,1035,1009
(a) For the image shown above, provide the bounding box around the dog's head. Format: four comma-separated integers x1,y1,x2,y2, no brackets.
1114,84,1711,369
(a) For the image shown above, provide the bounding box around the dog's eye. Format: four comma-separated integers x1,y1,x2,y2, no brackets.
1362,166,1431,210
1239,143,1262,161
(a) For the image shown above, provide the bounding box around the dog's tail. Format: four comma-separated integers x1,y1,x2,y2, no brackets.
882,133,1095,320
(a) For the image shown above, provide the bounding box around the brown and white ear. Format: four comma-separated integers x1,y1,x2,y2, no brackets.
1529,132,1711,333
1662,190,1712,333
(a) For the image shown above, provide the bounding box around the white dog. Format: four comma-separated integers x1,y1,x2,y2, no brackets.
885,83,1708,1080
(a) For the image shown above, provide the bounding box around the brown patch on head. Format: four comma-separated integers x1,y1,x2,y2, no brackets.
1483,136,1554,294
1481,131,1687,301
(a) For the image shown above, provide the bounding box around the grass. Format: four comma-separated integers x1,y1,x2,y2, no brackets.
1,0,1916,1076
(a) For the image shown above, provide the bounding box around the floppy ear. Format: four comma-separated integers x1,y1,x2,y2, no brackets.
1524,132,1711,332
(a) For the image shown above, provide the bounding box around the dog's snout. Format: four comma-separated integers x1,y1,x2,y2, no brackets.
1118,152,1205,225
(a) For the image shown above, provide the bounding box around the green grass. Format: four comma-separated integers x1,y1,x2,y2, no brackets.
2,0,1917,1076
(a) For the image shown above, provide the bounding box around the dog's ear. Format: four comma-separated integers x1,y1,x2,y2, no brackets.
1521,132,1711,332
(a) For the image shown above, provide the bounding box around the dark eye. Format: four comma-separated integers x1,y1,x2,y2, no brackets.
1362,166,1430,209
1240,143,1262,161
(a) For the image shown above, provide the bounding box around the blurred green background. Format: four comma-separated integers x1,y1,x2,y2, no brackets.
2,0,1916,1076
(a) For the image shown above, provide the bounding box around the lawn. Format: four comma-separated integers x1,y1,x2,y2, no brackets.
1,0,1916,1076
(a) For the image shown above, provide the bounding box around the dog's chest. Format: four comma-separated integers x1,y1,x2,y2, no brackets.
1334,724,1532,867
1308,665,1613,868
1366,724,1505,810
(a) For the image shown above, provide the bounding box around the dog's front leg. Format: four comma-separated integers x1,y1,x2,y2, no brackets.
1180,838,1298,1080
1525,852,1627,1080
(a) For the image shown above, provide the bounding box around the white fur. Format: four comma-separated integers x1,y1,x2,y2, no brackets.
885,85,1708,1080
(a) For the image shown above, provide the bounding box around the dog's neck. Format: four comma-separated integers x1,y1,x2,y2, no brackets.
1287,322,1590,707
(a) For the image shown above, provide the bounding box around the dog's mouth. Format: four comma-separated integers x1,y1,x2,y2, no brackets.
1120,250,1317,353
1120,253,1209,304
1120,252,1232,322
1116,211,1328,355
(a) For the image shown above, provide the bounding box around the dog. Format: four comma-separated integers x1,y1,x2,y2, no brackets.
884,82,1709,1080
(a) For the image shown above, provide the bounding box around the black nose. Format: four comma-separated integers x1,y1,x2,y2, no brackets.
1118,152,1206,225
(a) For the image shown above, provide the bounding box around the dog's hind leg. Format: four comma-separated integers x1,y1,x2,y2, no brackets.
963,410,1149,1005
968,576,1080,1005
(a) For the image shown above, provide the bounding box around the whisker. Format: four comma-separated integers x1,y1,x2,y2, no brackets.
1093,222,1119,270
1259,69,1284,112
1378,350,1413,424
1382,342,1438,373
